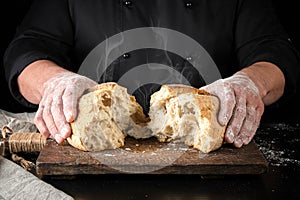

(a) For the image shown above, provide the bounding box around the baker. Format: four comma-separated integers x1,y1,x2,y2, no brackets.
3,0,299,148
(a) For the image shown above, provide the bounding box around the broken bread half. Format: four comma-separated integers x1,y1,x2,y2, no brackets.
148,84,226,153
67,82,151,151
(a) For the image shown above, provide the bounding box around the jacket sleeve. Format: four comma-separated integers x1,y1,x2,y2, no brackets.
234,0,300,102
3,0,74,108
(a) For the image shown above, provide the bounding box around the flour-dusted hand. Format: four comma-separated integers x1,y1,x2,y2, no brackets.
34,72,97,143
200,72,265,148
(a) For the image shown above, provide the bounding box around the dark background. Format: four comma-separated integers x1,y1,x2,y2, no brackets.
1,0,299,122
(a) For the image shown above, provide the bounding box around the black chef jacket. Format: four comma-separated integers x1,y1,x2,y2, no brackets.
3,0,300,110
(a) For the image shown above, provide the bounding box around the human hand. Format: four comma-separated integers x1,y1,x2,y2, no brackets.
200,72,265,147
34,72,97,143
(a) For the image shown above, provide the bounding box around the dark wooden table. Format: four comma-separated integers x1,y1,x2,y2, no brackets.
38,121,300,200
36,137,268,176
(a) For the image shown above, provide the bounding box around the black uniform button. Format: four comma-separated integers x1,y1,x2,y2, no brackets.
123,53,131,59
186,56,192,61
123,0,133,7
185,2,193,8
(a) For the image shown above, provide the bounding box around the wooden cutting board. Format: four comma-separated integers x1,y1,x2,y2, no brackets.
36,137,268,176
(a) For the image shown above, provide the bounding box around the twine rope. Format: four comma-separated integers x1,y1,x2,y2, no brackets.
9,132,47,153
2,126,47,153
11,153,36,171
1,126,47,172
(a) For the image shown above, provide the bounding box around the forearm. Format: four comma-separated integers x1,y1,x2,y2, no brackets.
239,61,285,106
17,60,71,104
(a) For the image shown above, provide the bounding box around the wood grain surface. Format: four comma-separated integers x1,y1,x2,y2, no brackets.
36,137,268,176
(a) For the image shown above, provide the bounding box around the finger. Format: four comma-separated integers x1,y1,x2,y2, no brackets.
236,105,257,146
42,96,63,143
236,98,264,146
233,138,243,148
34,86,54,138
225,97,247,144
34,104,50,138
217,82,236,126
62,85,80,123
51,93,72,140
255,99,265,121
251,101,264,140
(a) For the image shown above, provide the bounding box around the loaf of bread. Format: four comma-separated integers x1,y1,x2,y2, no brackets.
67,82,151,151
148,84,226,153
68,82,225,153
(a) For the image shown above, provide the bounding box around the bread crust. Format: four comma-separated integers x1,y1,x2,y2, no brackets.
67,133,87,151
149,84,226,153
67,83,125,151
68,82,150,151
158,84,211,96
68,83,226,153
